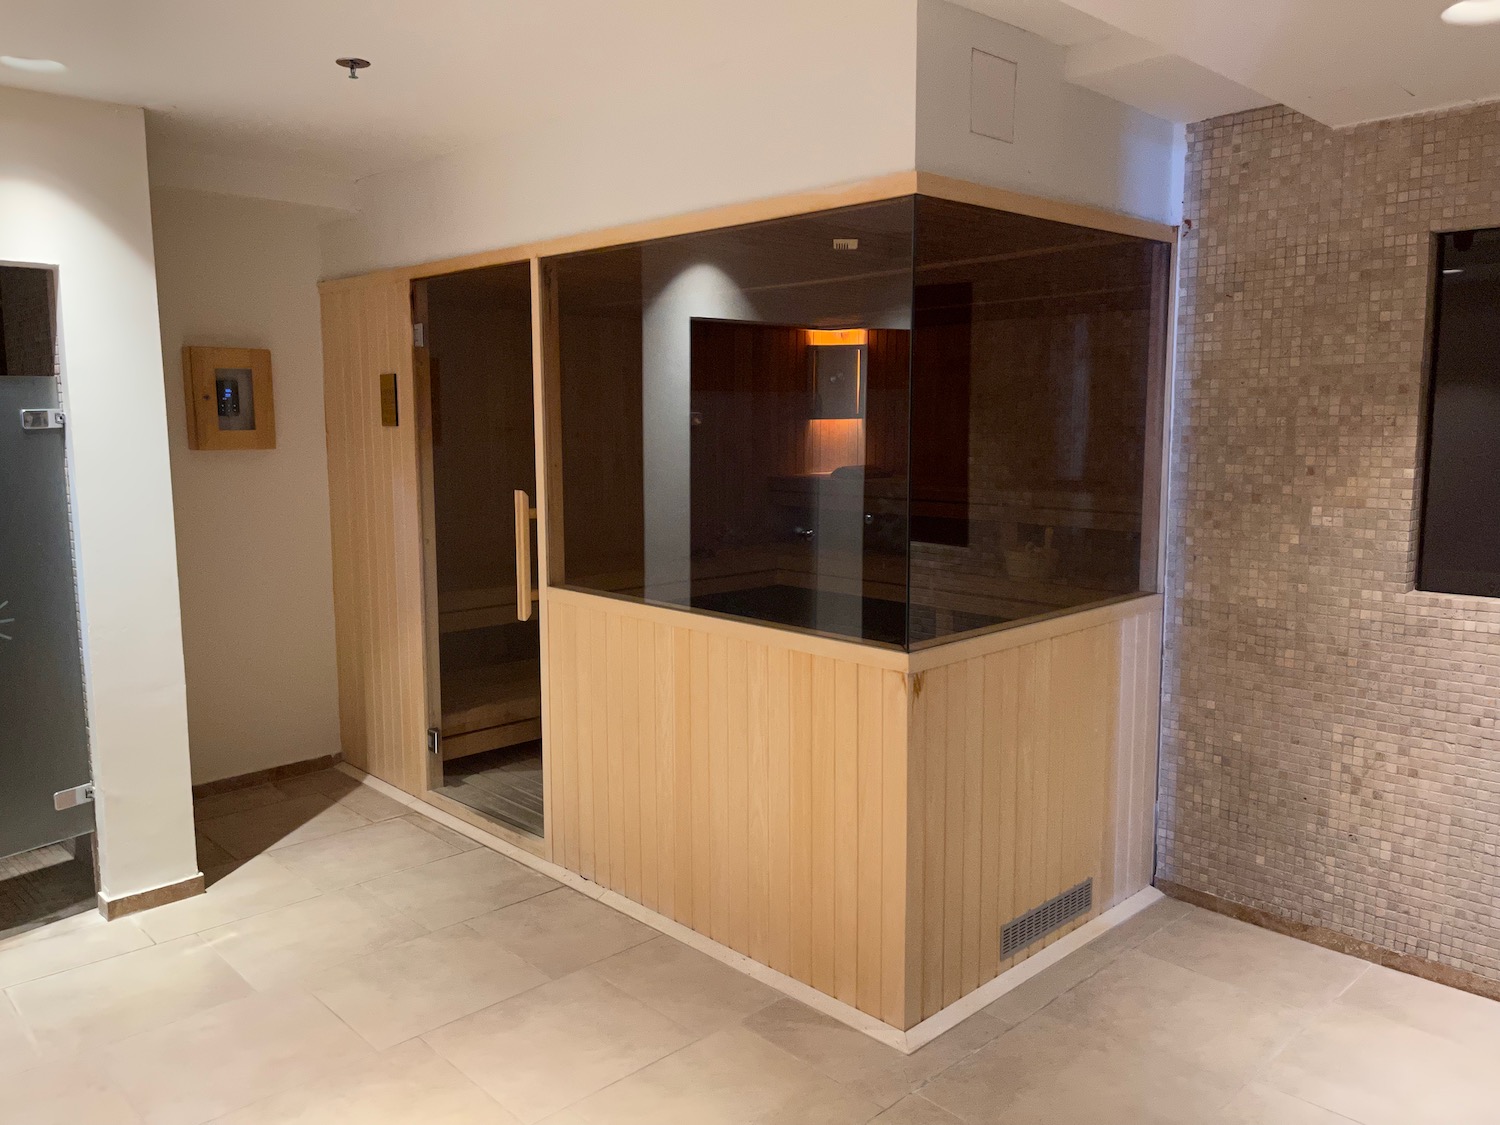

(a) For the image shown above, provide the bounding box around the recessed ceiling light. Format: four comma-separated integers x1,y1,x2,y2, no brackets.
0,56,66,73
1441,0,1500,25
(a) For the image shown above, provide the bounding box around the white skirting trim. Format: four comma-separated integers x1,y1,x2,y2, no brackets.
897,885,1163,1050
338,762,1163,1054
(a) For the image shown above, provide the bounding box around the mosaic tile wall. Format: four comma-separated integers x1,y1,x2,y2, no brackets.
1160,102,1500,981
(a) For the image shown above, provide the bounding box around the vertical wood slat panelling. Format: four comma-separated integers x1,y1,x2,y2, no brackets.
903,597,1162,1026
320,280,429,795
546,590,912,1027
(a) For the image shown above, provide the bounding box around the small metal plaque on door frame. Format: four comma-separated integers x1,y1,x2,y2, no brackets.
379,372,399,427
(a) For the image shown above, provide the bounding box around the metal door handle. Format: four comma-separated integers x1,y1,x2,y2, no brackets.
514,489,538,622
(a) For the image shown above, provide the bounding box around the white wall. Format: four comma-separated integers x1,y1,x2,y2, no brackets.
320,0,920,278
151,188,341,785
916,0,1182,226
0,87,197,903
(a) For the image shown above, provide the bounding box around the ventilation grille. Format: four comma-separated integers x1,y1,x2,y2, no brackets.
1001,879,1093,960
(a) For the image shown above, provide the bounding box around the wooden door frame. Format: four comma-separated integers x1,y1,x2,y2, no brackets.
411,278,444,796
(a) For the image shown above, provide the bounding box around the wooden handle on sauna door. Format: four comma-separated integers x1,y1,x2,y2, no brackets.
514,489,538,622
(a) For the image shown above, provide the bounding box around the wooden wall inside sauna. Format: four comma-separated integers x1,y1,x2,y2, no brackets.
687,320,910,597
903,594,1162,1025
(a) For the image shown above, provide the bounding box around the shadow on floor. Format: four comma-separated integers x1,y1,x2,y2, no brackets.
192,768,415,888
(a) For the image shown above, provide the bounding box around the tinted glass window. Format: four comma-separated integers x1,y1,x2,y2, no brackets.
553,199,914,646
909,197,1171,643
550,196,1170,648
1419,227,1500,597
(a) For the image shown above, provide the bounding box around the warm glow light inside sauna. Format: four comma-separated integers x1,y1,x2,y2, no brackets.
805,328,869,347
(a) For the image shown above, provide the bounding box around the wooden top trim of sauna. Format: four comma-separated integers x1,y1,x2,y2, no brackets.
317,170,1178,292
547,585,1162,675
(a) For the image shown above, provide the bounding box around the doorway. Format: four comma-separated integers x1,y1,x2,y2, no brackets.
415,263,544,838
1,264,96,931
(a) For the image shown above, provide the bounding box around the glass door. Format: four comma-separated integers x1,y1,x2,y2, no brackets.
0,367,93,859
414,265,545,838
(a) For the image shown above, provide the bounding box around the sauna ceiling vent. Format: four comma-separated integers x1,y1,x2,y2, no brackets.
970,48,1018,143
1001,878,1093,959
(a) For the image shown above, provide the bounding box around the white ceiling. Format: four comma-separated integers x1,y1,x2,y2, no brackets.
0,0,919,181
1,0,1498,193
1057,0,1500,127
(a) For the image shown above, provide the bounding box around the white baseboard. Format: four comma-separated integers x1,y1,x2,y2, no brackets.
338,762,1161,1054
897,885,1163,1050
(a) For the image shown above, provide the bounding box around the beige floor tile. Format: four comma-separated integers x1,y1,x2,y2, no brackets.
920,1011,1231,1125
271,818,462,891
402,813,484,852
198,794,371,860
1041,948,1309,1082
1333,963,1500,1052
1139,908,1368,1009
274,773,409,823
743,998,1003,1108
542,1024,880,1125
868,1096,965,1125
330,784,410,822
6,935,252,1055
0,910,153,989
590,935,780,1035
0,903,106,949
983,1056,1232,1125
756,1078,885,1125
1219,1083,1361,1124
1263,1006,1500,1125
134,855,320,943
359,847,557,931
100,989,374,1125
979,943,1114,1029
214,1040,518,1125
313,923,548,1049
1083,896,1193,959
270,770,361,799
464,888,654,977
193,783,290,822
0,991,41,1076
424,969,696,1123
201,888,425,989
0,1057,142,1125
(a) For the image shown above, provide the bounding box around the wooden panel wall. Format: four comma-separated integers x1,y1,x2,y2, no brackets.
903,595,1161,1025
320,278,430,795
545,588,912,1028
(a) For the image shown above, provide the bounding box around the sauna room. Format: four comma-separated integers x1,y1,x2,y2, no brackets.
320,178,1171,1033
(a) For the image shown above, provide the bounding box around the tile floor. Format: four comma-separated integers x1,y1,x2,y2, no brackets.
4,767,1499,1124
